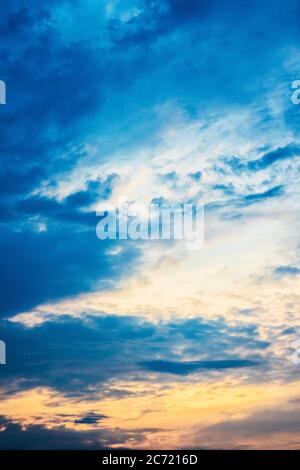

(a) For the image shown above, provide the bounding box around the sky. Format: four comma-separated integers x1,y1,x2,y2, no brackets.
0,0,300,449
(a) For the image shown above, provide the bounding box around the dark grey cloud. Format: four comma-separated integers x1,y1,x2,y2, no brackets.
0,227,138,318
0,315,265,397
74,413,108,425
10,174,119,228
0,415,157,450
0,151,134,318
140,359,258,375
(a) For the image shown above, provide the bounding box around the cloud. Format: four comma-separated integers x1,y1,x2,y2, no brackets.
0,227,138,318
12,174,118,227
140,359,258,375
247,144,300,171
189,171,202,182
242,185,284,204
1,0,300,450
0,315,267,397
191,402,300,449
274,266,300,277
74,413,108,425
282,327,296,335
0,415,156,450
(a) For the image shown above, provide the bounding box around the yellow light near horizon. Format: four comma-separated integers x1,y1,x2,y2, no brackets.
1,378,299,449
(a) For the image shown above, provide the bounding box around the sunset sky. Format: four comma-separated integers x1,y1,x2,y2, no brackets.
0,0,300,449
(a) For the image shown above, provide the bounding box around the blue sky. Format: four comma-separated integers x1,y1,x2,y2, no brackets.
0,0,300,449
